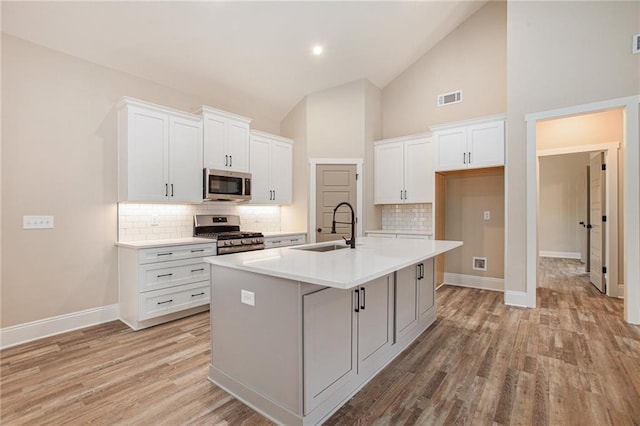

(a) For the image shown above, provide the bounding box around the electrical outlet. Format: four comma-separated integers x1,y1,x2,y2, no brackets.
241,290,255,306
483,211,491,220
23,215,54,229
151,215,159,226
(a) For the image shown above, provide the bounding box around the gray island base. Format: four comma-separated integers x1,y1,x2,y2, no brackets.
204,237,462,425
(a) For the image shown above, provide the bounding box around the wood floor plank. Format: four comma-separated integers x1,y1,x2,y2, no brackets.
2,257,639,425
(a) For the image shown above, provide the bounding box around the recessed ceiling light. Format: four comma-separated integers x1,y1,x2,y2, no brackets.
312,45,323,56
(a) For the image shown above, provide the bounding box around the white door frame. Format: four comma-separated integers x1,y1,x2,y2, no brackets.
537,142,619,297
524,95,640,324
309,158,363,244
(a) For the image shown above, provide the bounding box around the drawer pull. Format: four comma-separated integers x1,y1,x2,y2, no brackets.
157,273,173,278
272,240,282,244
157,299,173,305
191,249,205,253
157,252,173,257
191,292,205,297
190,268,205,273
290,239,299,242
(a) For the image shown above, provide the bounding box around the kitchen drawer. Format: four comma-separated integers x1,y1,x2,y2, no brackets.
265,234,306,248
139,282,210,320
139,258,210,293
138,243,215,264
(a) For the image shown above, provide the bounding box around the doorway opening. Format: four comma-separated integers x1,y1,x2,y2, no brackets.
537,145,619,297
525,96,639,324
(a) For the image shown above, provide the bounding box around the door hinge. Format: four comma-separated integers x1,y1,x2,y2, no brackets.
602,266,607,274
602,215,607,222
355,173,359,180
602,164,607,171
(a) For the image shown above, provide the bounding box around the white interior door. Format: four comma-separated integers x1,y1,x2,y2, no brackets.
589,152,606,293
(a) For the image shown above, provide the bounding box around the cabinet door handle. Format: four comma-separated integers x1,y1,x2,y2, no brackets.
190,268,205,273
165,183,168,197
225,155,228,166
360,287,366,310
354,289,360,313
171,183,174,197
191,249,204,253
229,155,232,167
404,190,407,200
191,292,205,297
400,190,404,200
157,299,173,305
468,152,471,164
463,152,466,164
157,273,173,278
157,252,173,256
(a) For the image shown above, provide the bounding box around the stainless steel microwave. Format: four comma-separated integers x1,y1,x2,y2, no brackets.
203,169,251,202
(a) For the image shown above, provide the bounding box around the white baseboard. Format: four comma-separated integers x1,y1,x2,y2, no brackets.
505,290,530,307
539,250,581,259
443,273,504,292
619,284,625,299
0,304,119,350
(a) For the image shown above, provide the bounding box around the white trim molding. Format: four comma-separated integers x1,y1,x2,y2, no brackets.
308,158,364,244
443,273,504,292
539,251,581,260
505,291,530,308
0,304,120,350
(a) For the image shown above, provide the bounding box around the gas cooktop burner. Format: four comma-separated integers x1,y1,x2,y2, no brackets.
193,214,265,255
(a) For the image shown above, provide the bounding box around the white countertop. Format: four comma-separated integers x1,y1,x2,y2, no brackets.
204,237,462,290
116,237,213,249
366,229,433,236
262,231,307,238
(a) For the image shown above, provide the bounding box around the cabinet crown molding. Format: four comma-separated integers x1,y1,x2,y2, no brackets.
429,114,506,132
374,132,432,146
117,97,201,120
194,105,252,123
250,129,294,144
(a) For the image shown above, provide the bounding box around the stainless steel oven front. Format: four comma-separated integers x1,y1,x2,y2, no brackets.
203,169,251,202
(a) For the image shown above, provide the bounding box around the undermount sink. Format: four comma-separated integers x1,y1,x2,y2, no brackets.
293,243,351,252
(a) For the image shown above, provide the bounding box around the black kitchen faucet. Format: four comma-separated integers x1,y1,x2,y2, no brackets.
331,202,356,249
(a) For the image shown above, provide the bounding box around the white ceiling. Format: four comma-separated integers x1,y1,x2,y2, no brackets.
2,1,486,123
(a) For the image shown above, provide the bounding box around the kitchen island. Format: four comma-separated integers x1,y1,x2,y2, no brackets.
204,237,462,425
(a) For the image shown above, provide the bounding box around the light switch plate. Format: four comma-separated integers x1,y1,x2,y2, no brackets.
483,211,491,220
241,290,255,306
23,215,54,229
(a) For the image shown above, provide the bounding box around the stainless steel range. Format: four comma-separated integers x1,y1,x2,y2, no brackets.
193,214,265,255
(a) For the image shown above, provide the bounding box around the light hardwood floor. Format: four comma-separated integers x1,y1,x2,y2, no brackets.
2,258,639,425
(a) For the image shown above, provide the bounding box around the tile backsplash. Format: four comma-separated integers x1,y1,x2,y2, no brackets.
381,203,432,232
118,203,281,242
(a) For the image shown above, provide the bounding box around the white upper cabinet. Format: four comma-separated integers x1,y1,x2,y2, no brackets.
198,106,251,173
433,118,505,172
249,131,293,204
118,97,202,203
374,135,434,205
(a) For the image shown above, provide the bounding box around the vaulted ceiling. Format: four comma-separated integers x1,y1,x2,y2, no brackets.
2,1,486,123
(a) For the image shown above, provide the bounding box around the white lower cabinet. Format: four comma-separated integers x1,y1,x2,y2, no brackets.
264,233,306,248
395,259,435,343
119,242,215,330
366,231,433,240
303,274,393,415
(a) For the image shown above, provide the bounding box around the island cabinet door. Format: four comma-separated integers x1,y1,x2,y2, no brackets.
395,263,420,342
418,259,435,324
356,275,393,376
303,288,357,415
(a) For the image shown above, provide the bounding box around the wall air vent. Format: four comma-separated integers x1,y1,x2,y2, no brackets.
437,90,462,107
633,34,640,54
472,257,487,271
